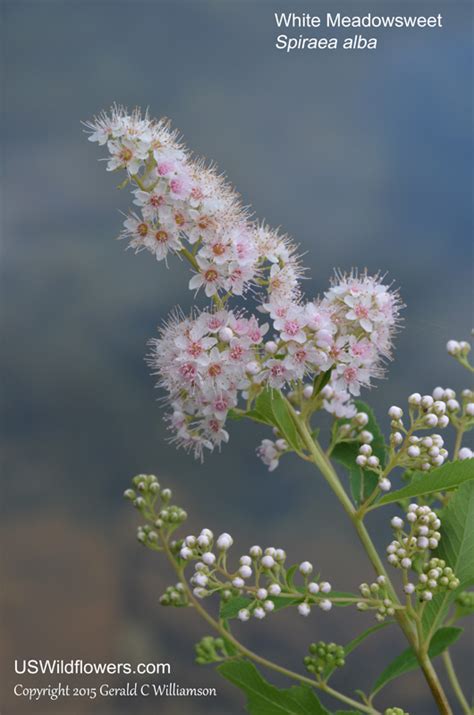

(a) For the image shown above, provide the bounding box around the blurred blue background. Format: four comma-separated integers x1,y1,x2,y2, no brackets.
1,1,472,713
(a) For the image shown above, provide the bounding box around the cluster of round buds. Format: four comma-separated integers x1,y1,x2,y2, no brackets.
414,558,460,602
455,590,474,610
195,636,231,665
303,641,345,678
256,438,288,472
334,411,370,444
159,582,188,607
355,438,391,491
125,476,187,543
295,560,333,617
357,575,395,621
387,505,441,569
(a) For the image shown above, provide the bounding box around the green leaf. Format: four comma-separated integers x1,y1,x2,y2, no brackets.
370,626,462,695
218,659,330,714
422,480,474,636
332,401,386,506
375,459,474,508
271,390,303,452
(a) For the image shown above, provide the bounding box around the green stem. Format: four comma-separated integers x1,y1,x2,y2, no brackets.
161,539,379,715
442,650,472,715
286,403,454,715
453,424,466,461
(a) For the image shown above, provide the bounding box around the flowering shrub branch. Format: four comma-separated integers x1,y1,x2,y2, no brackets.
85,106,474,715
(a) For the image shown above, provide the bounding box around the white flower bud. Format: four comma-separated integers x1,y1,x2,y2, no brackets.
298,603,311,617
446,399,460,412
308,582,320,594
202,552,216,566
446,340,460,355
216,533,233,550
193,587,207,598
401,557,412,569
432,387,445,400
320,581,331,594
391,516,404,529
254,607,266,619
239,565,252,579
257,588,268,600
274,548,286,562
459,447,473,461
421,395,434,409
421,590,433,601
424,414,438,427
392,431,403,445
360,430,374,443
218,326,233,342
437,415,449,428
240,555,252,566
388,406,403,419
359,444,372,456
201,528,213,539
197,534,210,548
367,456,380,468
180,546,193,560
355,412,369,426
408,392,422,406
377,575,386,585
299,561,313,575
263,600,275,612
268,583,281,596
356,455,367,467
232,577,244,588
194,573,208,587
245,361,260,375
261,555,275,569
428,538,439,549
379,478,391,492
407,445,421,458
404,583,415,594
249,545,262,558
303,384,314,399
265,341,278,354
466,403,474,417
275,439,288,451
185,535,197,547
238,608,250,621
319,599,332,611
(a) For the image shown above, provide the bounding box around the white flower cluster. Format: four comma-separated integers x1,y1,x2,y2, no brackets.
387,505,459,602
178,531,333,620
446,338,471,359
87,107,402,460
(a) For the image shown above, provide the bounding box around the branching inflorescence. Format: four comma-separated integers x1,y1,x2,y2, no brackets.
85,106,474,715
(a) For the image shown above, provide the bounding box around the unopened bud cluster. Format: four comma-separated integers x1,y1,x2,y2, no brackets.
357,575,395,621
416,558,460,601
446,338,471,366
303,641,345,678
160,582,188,607
455,590,474,610
387,505,459,602
195,636,231,665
